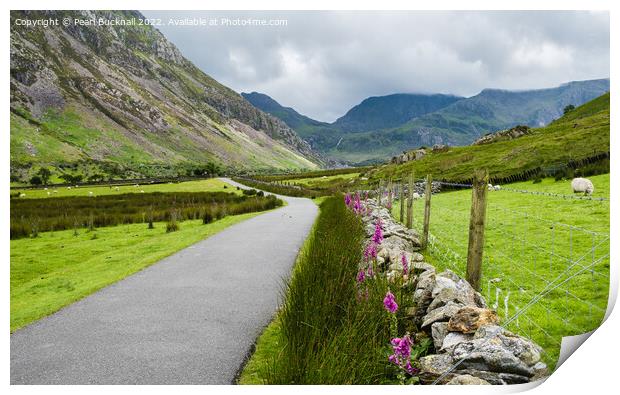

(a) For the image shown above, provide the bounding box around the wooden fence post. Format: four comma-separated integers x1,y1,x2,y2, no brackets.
406,172,415,228
422,174,432,248
387,178,393,209
466,169,489,291
399,180,405,223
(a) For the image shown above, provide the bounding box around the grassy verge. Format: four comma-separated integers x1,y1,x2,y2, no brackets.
255,166,371,182
390,174,610,367
232,177,327,198
238,195,325,384
10,211,265,332
246,196,425,384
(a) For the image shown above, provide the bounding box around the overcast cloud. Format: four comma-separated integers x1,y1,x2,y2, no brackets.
142,11,609,122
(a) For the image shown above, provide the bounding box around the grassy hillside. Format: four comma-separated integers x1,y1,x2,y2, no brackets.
10,10,320,183
370,92,610,182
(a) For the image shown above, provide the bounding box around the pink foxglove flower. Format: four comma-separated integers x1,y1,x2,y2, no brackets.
373,222,383,244
401,253,409,275
383,290,398,313
356,270,366,283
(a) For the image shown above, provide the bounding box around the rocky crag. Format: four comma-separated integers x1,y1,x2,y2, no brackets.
360,198,548,385
10,10,324,181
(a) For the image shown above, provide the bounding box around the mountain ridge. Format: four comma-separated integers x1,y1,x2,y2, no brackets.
10,10,323,182
244,78,609,164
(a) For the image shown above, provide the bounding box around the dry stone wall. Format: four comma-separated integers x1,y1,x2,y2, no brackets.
361,198,549,385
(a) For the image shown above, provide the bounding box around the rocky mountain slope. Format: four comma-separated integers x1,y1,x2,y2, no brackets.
10,10,322,181
332,93,463,133
246,79,609,165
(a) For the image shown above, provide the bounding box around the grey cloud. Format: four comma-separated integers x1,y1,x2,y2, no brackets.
142,10,609,122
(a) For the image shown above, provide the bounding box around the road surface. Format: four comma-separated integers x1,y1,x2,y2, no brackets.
11,178,318,384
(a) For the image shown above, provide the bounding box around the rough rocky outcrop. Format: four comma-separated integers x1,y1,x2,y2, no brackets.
10,10,325,177
472,125,531,146
360,197,549,385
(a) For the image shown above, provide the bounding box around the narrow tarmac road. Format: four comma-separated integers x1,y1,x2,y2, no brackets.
11,178,318,384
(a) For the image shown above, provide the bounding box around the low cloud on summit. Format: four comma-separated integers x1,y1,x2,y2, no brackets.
143,10,610,122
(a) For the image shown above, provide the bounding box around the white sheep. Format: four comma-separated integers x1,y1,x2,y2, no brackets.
412,192,421,200
494,185,501,191
571,178,594,195
88,191,93,196
114,186,120,191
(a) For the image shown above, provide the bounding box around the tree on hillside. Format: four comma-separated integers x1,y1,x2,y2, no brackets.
563,104,576,114
37,167,52,185
29,175,42,185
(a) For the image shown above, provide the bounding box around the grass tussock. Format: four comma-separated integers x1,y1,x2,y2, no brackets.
262,195,420,384
10,192,282,239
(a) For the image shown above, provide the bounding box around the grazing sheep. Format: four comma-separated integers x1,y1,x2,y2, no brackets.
67,186,72,190
571,177,594,195
88,191,93,196
494,185,501,191
52,190,58,194
140,190,145,193
19,193,26,198
412,192,421,200
114,186,120,191
46,191,50,196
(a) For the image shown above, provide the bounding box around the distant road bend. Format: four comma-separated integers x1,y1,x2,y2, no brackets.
10,178,318,384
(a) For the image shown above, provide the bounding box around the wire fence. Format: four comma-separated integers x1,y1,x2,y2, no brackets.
393,178,610,368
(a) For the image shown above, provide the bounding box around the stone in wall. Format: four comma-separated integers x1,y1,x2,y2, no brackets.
359,197,549,385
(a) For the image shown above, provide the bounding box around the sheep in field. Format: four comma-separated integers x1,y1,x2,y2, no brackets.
571,178,594,195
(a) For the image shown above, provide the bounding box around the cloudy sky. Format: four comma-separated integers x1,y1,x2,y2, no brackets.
142,11,609,122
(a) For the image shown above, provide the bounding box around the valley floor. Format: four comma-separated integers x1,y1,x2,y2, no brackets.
10,180,318,384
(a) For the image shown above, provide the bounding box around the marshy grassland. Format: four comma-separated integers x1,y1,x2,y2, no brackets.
10,179,285,331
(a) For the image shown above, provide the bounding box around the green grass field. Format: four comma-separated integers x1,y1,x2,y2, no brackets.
13,178,240,199
391,174,610,367
10,211,263,332
284,172,360,187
